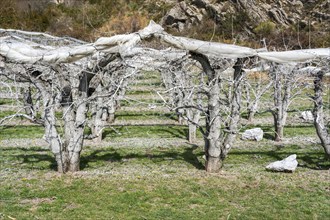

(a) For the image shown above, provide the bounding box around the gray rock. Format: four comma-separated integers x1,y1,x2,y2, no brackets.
300,111,314,121
160,0,328,38
266,154,298,172
242,128,263,141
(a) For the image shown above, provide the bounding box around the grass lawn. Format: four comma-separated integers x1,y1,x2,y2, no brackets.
0,144,329,220
0,123,319,141
1,69,329,220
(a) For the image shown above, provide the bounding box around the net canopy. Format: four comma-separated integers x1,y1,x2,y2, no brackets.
0,21,329,65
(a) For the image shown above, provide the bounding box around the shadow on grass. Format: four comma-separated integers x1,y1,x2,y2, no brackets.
115,112,177,121
80,145,205,170
0,147,57,171
2,145,329,172
157,127,187,139
102,125,188,139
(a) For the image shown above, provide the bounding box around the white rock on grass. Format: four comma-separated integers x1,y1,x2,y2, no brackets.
266,154,298,172
242,128,263,141
300,111,314,121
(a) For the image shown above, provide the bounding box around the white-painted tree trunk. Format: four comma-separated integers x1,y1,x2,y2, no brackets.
222,58,246,158
269,64,293,142
191,53,246,172
313,70,330,158
190,53,222,172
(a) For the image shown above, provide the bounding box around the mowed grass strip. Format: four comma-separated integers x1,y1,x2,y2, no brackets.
0,145,329,219
0,124,196,141
0,123,320,141
102,125,194,140
115,110,177,121
0,125,44,140
0,99,16,105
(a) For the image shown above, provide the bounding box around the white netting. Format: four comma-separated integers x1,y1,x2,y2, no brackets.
1,21,329,65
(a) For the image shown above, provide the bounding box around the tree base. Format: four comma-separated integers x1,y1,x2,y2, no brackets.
205,156,222,173
55,152,80,173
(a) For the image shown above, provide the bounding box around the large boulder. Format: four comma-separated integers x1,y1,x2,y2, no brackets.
160,1,204,31
300,110,314,121
266,154,298,172
242,128,264,141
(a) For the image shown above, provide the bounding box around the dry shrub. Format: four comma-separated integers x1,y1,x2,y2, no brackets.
47,15,90,40
94,14,149,38
0,0,20,28
323,75,330,84
246,71,269,81
254,21,276,38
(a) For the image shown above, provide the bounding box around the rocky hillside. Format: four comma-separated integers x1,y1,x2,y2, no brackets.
162,0,329,31
0,0,329,48
161,0,330,48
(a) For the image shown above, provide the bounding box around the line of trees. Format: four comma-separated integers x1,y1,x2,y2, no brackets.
0,22,329,173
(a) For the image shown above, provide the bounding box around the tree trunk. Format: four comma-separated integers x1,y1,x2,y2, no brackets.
91,105,104,142
270,65,292,142
43,94,67,172
160,70,175,105
244,82,255,122
62,101,85,172
273,109,288,142
222,58,246,159
191,52,222,173
204,99,222,173
247,96,259,122
205,156,222,173
188,123,197,143
247,108,256,122
187,110,200,144
22,87,34,117
55,71,90,172
88,86,108,142
274,119,284,142
203,94,221,172
106,98,118,124
175,89,184,124
107,113,115,124
313,70,330,158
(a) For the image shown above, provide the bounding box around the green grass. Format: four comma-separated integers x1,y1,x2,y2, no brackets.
241,124,318,140
0,123,318,142
1,73,330,219
132,81,163,87
0,144,329,219
119,99,166,107
0,125,44,140
0,110,17,118
115,110,177,121
0,99,16,105
126,90,159,95
102,125,197,140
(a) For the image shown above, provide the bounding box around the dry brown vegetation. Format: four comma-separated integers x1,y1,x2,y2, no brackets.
0,0,171,41
1,0,328,48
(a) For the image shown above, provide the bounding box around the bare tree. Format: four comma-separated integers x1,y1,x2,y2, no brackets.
268,64,309,141
312,68,330,158
243,62,272,122
160,56,203,142
269,64,293,141
160,64,185,124
1,21,328,174
86,54,136,142
190,53,246,172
